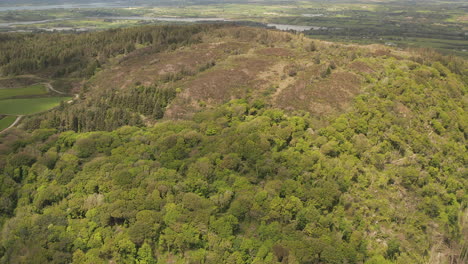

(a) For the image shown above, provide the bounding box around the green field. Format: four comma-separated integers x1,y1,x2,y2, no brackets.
0,115,17,131
0,84,48,99
0,97,71,115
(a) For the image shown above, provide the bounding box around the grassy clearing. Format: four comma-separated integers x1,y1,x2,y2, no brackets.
0,84,48,99
0,115,17,131
0,97,71,115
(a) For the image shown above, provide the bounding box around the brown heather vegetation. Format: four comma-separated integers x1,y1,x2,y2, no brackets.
70,26,411,124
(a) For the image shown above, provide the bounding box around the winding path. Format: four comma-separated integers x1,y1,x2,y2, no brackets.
44,82,65,94
0,82,78,134
45,82,78,103
0,115,23,134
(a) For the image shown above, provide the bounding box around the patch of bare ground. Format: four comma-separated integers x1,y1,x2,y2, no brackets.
255,61,295,99
275,70,363,115
164,57,273,119
393,102,412,118
349,61,375,74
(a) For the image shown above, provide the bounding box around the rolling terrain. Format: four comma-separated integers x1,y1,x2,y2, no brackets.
0,76,72,133
0,0,466,56
0,24,466,264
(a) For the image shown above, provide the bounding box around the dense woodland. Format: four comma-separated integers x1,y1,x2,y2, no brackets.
0,24,212,77
289,16,466,42
0,24,467,264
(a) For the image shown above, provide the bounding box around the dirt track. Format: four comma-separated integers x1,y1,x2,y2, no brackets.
0,115,22,134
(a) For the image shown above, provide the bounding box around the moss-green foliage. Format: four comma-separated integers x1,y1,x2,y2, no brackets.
0,97,71,115
0,50,466,264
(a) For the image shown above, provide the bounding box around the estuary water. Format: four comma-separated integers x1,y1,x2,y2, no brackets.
0,3,323,34
99,17,229,22
0,19,66,27
267,23,326,32
0,17,228,28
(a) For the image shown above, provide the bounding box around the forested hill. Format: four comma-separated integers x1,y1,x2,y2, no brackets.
0,24,467,264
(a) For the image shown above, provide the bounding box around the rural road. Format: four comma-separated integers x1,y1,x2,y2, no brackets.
0,115,23,134
44,82,79,103
0,82,78,134
44,82,65,94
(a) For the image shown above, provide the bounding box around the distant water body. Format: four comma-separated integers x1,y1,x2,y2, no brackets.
0,6,323,33
267,23,325,32
0,19,65,27
1,19,321,33
0,17,228,28
100,17,229,22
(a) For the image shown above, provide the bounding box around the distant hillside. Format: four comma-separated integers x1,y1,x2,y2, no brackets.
0,0,282,6
2,0,465,6
0,24,466,264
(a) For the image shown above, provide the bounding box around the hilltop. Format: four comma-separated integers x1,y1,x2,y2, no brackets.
0,25,466,264
11,25,464,132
